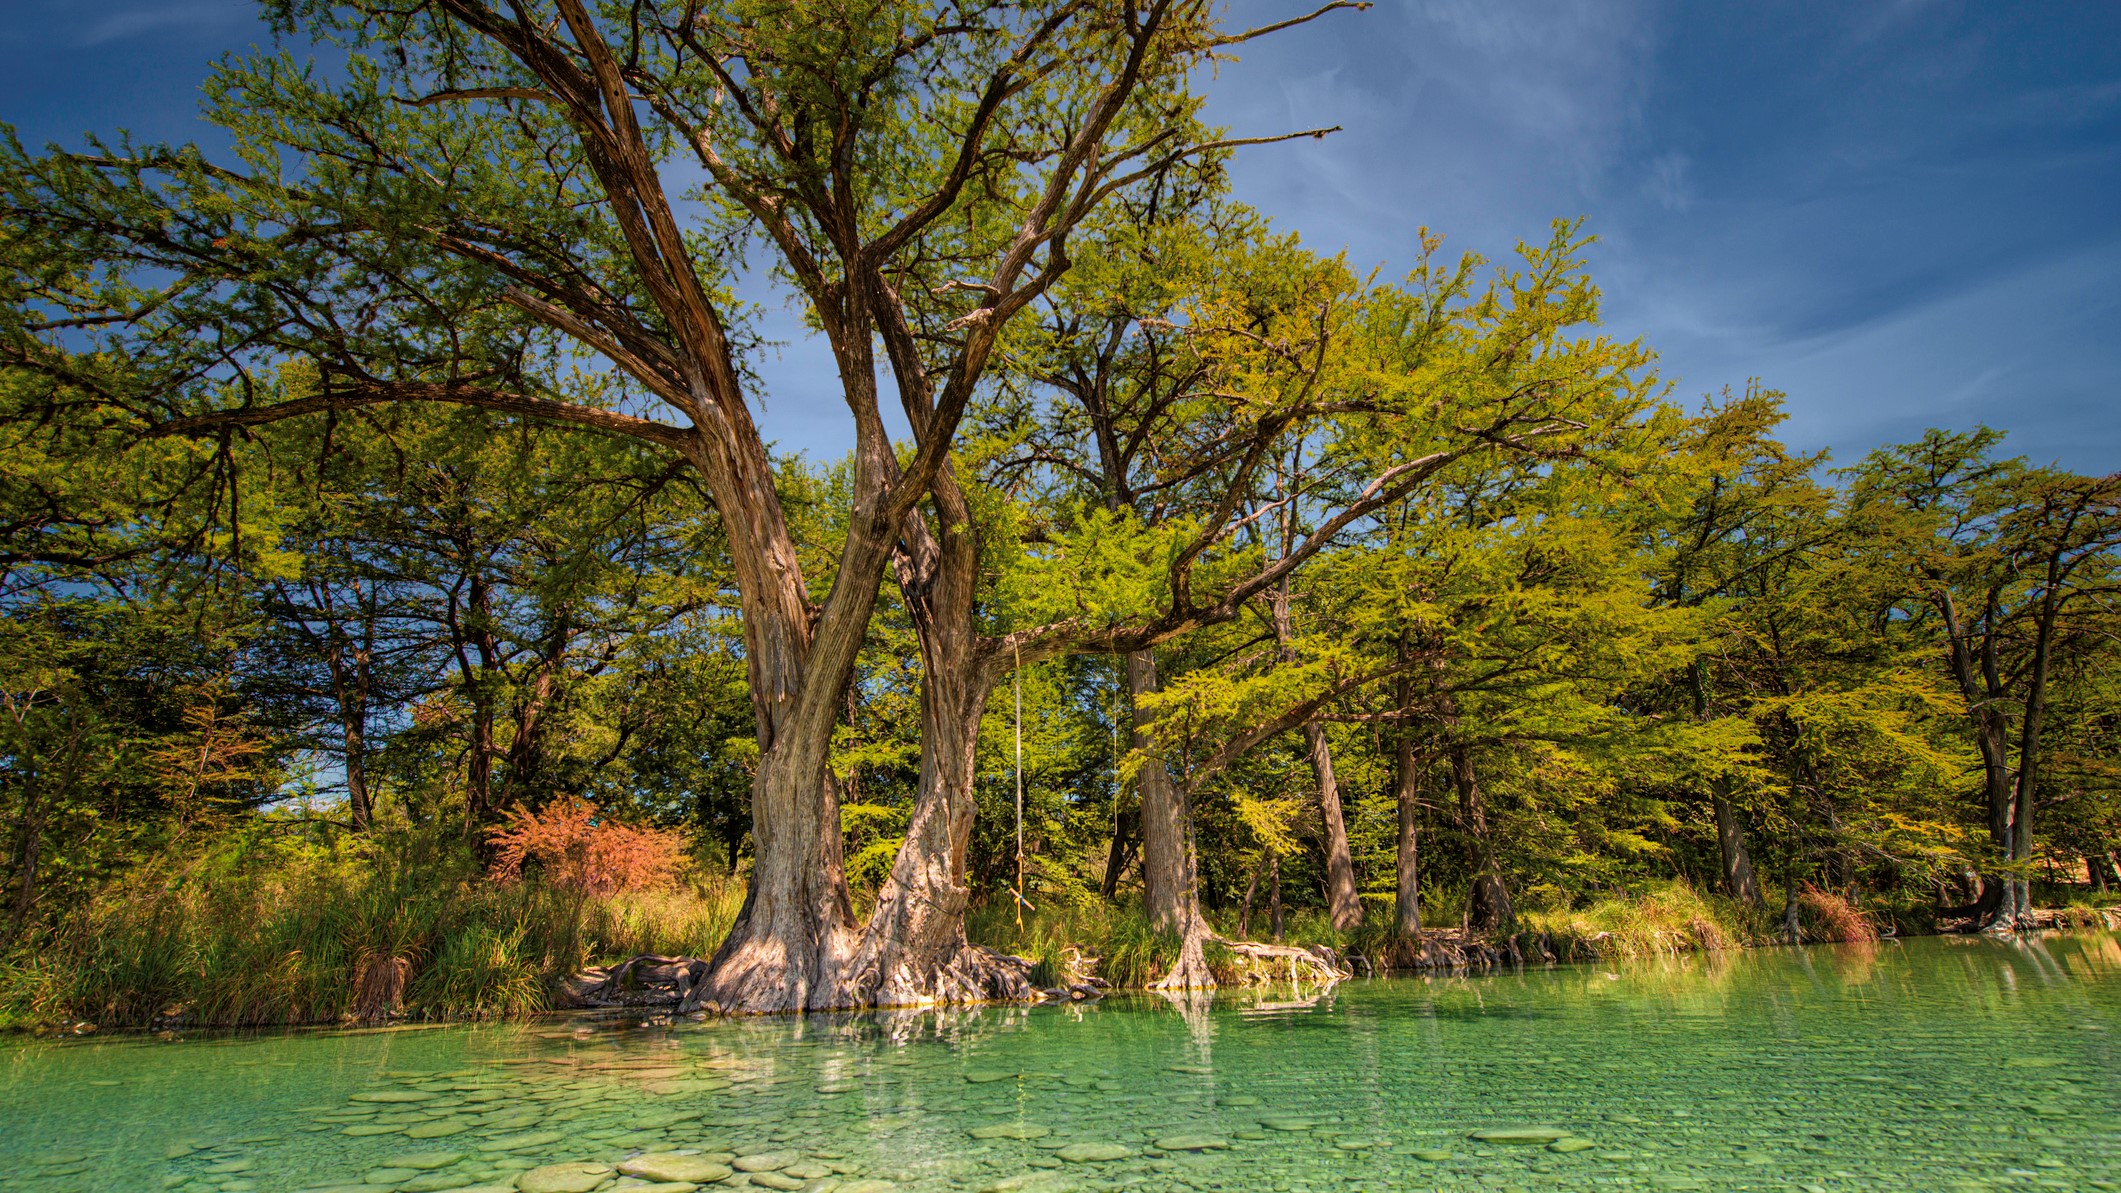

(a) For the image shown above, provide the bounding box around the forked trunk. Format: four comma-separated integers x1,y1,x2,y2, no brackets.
846,510,1038,1007
693,425,890,1012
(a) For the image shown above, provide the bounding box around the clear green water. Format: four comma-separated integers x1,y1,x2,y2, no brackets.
5,933,2120,1193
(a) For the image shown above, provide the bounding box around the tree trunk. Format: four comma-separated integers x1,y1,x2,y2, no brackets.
1713,782,1764,905
1304,721,1363,931
1127,650,1214,987
1238,860,1261,938
1269,850,1284,942
692,421,894,1013
1,782,44,956
338,678,372,832
1269,584,1360,930
1450,743,1515,935
845,497,1038,1007
1393,731,1423,940
321,614,374,831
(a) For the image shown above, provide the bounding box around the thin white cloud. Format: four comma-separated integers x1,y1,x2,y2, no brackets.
78,2,247,48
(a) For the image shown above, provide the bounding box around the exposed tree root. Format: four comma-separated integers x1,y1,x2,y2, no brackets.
1151,926,1218,991
568,945,1045,1014
561,955,713,1012
1215,937,1351,985
861,942,1044,1009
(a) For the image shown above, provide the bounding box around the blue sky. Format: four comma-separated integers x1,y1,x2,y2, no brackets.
5,1,2116,471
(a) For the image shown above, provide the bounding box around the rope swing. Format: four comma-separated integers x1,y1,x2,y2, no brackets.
1013,639,1027,931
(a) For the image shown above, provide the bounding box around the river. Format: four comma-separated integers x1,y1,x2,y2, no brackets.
4,932,2118,1192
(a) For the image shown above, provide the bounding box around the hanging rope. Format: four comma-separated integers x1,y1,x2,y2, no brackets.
1014,639,1026,931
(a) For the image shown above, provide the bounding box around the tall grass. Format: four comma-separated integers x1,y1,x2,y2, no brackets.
0,838,742,1030
1520,882,1771,960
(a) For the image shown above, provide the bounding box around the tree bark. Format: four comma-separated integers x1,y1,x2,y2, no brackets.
1,782,45,956
691,422,894,1013
1237,859,1261,939
1303,720,1363,932
1127,649,1216,988
1713,781,1764,906
1130,652,1198,930
844,494,1038,1007
1269,851,1284,942
1393,730,1423,940
1451,743,1515,935
1268,582,1361,930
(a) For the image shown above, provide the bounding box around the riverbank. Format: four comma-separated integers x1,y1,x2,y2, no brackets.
9,846,2116,1033
0,842,743,1033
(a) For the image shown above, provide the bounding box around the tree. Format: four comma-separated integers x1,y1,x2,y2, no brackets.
1851,432,2121,927
0,0,1362,1008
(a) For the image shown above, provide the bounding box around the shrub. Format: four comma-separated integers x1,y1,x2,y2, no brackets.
486,796,686,896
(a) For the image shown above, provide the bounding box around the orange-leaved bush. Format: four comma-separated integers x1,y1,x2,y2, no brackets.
485,796,685,897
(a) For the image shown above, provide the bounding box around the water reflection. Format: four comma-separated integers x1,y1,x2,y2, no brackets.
0,933,2116,1193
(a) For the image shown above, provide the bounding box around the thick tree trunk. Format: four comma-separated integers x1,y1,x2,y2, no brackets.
1451,743,1515,935
844,499,1038,1008
692,422,890,1012
1713,782,1764,905
1393,732,1423,940
1129,654,1200,919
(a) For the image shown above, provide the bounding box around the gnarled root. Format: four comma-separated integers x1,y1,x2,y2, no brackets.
864,942,1043,1009
561,955,712,1011
1215,937,1351,985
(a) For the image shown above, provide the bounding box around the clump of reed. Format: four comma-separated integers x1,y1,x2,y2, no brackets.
1794,884,1879,943
1522,881,1769,961
0,835,742,1030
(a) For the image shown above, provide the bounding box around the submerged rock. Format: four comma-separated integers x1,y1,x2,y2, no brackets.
970,1123,1051,1140
1468,1126,1570,1144
1548,1137,1597,1153
617,1154,732,1183
1053,1143,1130,1163
1153,1134,1229,1151
513,1161,613,1193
